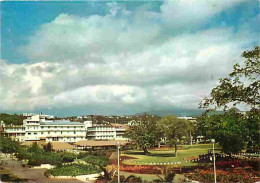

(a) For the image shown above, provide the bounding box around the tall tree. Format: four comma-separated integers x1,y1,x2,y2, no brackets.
197,110,249,154
200,46,259,110
199,46,260,152
126,114,160,154
157,116,192,157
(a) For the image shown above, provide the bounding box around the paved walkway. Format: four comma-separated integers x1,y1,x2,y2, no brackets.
1,159,84,183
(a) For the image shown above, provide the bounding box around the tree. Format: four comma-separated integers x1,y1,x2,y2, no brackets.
157,116,192,157
0,113,24,125
27,142,43,154
43,142,53,152
197,109,249,154
83,155,110,180
0,137,20,154
126,114,160,154
200,46,259,110
199,46,260,153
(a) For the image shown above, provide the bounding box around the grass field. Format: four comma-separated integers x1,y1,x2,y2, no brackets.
122,144,221,166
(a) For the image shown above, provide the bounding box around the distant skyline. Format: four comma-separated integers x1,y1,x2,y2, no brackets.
1,0,259,116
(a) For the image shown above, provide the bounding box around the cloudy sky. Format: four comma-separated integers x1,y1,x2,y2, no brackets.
1,0,259,116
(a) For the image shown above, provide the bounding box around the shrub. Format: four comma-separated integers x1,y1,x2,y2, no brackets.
44,164,100,177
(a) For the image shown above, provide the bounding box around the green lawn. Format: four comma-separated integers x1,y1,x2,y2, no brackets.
122,144,221,166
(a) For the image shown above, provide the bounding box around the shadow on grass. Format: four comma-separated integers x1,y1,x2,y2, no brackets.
124,151,176,157
124,151,147,155
1,174,28,182
148,153,176,157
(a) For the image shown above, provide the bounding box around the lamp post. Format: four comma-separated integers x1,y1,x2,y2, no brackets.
116,142,120,183
212,139,217,183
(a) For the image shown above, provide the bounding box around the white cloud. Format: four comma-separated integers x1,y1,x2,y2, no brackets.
1,1,256,114
160,0,246,29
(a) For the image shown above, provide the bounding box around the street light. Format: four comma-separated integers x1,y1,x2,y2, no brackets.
211,139,217,183
116,142,120,183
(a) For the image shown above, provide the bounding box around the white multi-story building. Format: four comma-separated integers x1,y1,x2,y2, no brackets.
87,123,128,140
2,115,88,142
2,115,128,142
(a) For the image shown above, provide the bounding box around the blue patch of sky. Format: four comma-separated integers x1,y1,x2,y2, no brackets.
1,1,162,64
1,1,258,64
206,0,259,32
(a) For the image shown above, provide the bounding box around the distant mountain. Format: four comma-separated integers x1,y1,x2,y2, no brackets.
134,108,205,117
207,107,242,116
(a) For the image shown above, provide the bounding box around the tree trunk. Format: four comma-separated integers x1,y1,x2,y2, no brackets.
143,147,149,155
174,143,178,157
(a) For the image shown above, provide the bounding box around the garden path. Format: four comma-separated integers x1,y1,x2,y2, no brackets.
1,158,84,182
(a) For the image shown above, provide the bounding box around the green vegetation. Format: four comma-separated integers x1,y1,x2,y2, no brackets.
0,138,77,166
197,110,259,154
200,46,259,110
157,116,194,156
0,113,24,125
126,115,161,154
199,46,260,154
44,164,100,177
0,136,20,154
83,155,111,180
123,144,220,166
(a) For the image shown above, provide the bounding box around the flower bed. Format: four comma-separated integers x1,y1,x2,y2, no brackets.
120,165,161,174
119,164,182,174
185,168,260,183
216,160,249,168
184,156,199,161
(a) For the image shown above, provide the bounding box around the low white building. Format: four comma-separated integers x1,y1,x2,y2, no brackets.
1,123,26,141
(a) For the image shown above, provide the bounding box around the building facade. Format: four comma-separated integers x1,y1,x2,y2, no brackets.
86,123,128,140
2,115,128,142
2,115,88,142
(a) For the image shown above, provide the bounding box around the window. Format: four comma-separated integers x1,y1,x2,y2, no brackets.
28,133,31,135
61,132,63,134
34,133,37,135
74,131,76,134
48,132,50,134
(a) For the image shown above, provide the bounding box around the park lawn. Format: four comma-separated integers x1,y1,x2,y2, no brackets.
122,144,221,166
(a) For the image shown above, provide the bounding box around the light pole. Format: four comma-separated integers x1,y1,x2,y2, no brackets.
116,142,120,183
212,139,217,183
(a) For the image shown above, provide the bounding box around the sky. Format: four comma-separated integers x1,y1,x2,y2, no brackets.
0,0,259,117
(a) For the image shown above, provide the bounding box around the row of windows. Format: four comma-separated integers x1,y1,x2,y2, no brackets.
26,126,84,129
6,128,25,131
41,131,79,134
27,131,81,135
27,133,37,135
47,137,84,140
41,126,83,129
